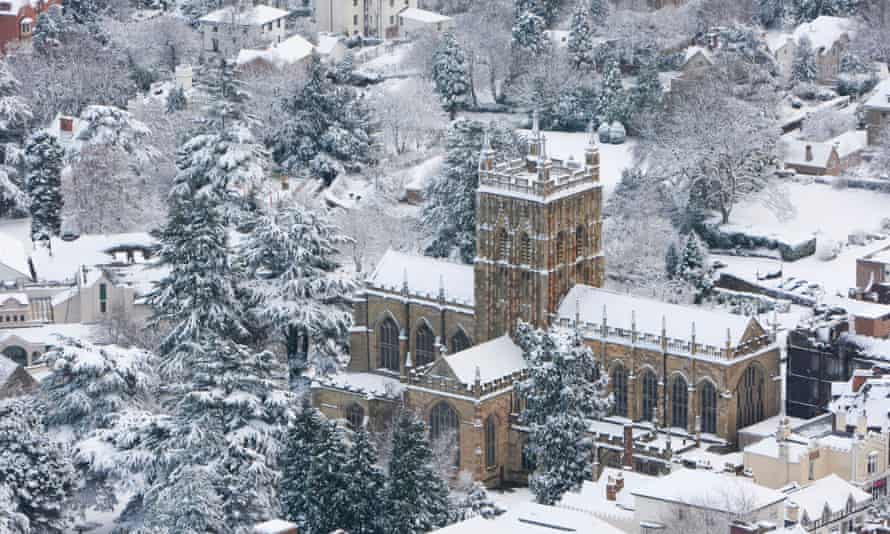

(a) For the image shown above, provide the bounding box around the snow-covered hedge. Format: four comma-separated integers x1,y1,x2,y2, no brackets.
697,222,816,261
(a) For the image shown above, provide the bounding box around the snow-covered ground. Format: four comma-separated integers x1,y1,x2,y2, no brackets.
721,181,890,245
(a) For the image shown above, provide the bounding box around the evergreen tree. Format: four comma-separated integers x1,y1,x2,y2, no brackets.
303,420,351,534
334,50,354,84
0,485,29,534
516,322,611,505
269,53,372,186
567,3,595,69
0,61,31,218
677,232,713,296
631,60,662,115
384,410,453,533
144,466,227,534
142,336,291,532
422,119,524,263
63,0,106,26
24,130,64,243
756,0,785,28
431,31,469,120
456,481,504,519
74,105,158,170
597,57,627,125
791,36,818,83
280,400,327,529
31,4,65,54
588,0,609,25
166,86,187,113
240,205,354,389
665,242,679,279
0,400,78,533
341,428,387,534
512,9,549,56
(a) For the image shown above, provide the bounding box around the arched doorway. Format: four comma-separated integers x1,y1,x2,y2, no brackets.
1,345,27,367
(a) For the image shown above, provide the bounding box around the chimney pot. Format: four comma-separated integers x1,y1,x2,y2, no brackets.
805,144,813,162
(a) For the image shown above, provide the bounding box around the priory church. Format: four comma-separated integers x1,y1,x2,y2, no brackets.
311,120,781,487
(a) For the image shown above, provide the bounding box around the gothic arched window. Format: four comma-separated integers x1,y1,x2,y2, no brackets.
611,364,628,417
737,365,765,429
672,375,688,430
520,233,532,265
485,415,497,467
575,225,586,260
415,323,436,367
345,403,365,431
642,369,658,423
430,402,460,466
451,329,471,354
700,380,717,434
498,228,510,262
378,317,400,372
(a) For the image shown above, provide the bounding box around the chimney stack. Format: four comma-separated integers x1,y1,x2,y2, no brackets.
606,476,617,501
615,471,624,492
623,423,634,468
805,144,813,162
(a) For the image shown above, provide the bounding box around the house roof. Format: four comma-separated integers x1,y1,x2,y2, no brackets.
782,130,867,169
368,249,475,307
29,233,154,284
316,33,342,55
0,231,29,280
434,502,626,534
398,7,452,24
0,292,28,307
0,323,96,347
0,0,38,16
792,16,852,55
745,436,810,463
559,467,657,520
199,5,289,25
237,34,315,68
786,474,871,519
442,335,526,384
631,469,786,512
557,285,755,348
864,79,890,112
683,46,714,66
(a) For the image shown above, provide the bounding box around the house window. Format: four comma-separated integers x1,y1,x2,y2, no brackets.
869,452,878,475
276,18,281,28
99,283,107,313
345,403,365,430
485,415,497,467
378,317,400,371
809,459,815,481
415,323,436,366
20,19,31,35
353,14,358,25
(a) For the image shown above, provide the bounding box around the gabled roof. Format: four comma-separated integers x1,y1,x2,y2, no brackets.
439,335,526,385
199,5,289,25
434,502,626,534
786,474,870,519
864,79,890,112
368,249,475,307
237,34,315,68
398,7,452,24
0,231,29,280
558,285,755,348
631,469,786,512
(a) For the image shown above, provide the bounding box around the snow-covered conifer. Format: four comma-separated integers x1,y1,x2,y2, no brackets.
269,53,372,186
791,36,818,83
431,31,469,120
516,322,611,505
567,3,595,69
240,204,354,388
677,232,713,296
588,0,609,26
0,485,29,534
73,105,158,169
24,130,64,243
0,400,78,533
341,428,387,534
597,57,627,125
422,119,524,263
631,60,662,117
280,400,327,529
0,61,32,143
334,50,355,84
455,481,504,519
512,9,549,56
756,0,785,28
165,86,187,113
384,410,453,533
665,242,680,279
144,465,227,534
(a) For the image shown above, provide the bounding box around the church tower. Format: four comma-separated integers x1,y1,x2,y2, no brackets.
474,115,604,343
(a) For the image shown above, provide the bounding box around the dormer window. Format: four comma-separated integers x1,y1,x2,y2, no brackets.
20,18,32,35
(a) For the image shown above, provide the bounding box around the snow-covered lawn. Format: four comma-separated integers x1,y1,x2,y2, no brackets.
721,181,890,245
519,130,636,201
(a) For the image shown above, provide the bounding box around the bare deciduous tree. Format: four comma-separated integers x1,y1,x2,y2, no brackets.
373,78,444,155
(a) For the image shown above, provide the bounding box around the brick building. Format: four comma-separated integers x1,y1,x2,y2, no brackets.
0,0,59,54
312,119,779,486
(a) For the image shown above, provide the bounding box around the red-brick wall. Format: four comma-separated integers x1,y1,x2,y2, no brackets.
0,0,61,54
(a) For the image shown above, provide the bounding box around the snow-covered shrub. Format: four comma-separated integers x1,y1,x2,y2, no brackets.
848,229,868,246
792,82,819,100
815,237,841,261
831,176,849,190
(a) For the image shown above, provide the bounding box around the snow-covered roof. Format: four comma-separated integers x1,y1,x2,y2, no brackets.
311,371,405,400
824,295,890,320
237,34,315,68
434,502,626,534
864,79,890,112
368,249,475,307
315,33,343,56
792,16,853,55
739,414,808,439
683,46,714,65
0,292,28,307
745,436,809,462
559,467,656,520
443,335,526,384
199,5,289,25
0,323,96,347
252,519,298,534
782,136,834,169
765,31,793,53
398,7,452,24
631,469,786,512
0,353,20,383
786,474,870,519
0,231,29,281
29,233,154,284
830,362,890,431
558,285,755,348
0,0,38,16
